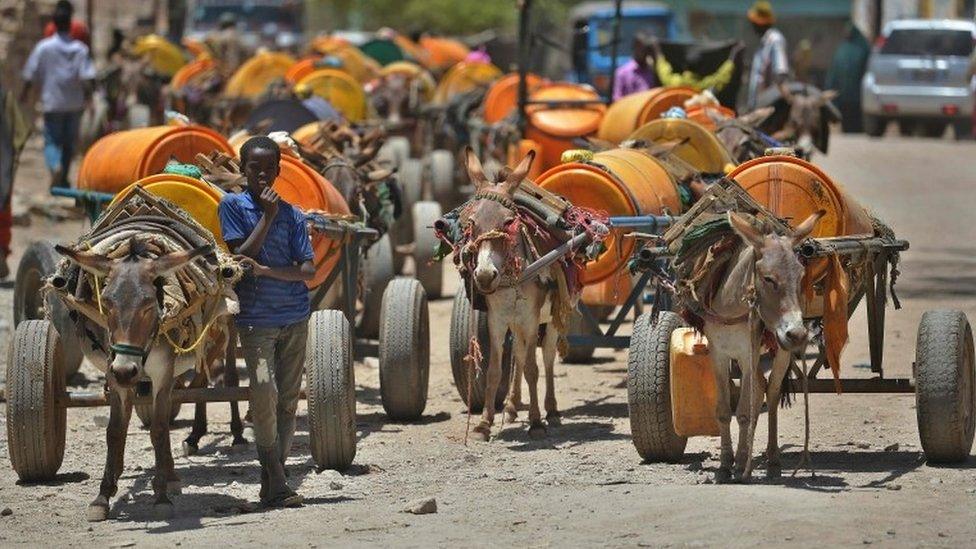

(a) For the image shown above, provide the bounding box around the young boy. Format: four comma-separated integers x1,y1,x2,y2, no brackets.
218,136,315,507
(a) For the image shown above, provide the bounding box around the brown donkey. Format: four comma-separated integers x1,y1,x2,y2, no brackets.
458,149,563,440
700,210,824,482
56,240,220,521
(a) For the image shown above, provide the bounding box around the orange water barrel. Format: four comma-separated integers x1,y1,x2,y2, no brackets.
597,87,696,143
111,174,226,248
171,58,217,91
225,52,296,98
274,155,351,289
483,73,545,124
524,84,605,172
536,148,681,286
285,57,320,84
78,126,234,193
627,118,734,174
419,36,469,71
686,105,736,132
729,154,874,282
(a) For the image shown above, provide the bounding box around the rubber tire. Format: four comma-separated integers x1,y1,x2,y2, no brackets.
627,311,688,463
378,279,430,420
379,136,410,169
14,241,84,378
898,119,917,137
6,320,66,481
953,120,972,141
863,114,885,138
448,287,512,413
399,158,424,212
429,149,455,202
358,235,395,338
412,201,443,299
563,311,598,363
922,122,945,138
914,310,975,463
306,309,357,471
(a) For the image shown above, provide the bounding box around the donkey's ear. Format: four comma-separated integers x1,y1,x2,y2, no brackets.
738,106,774,127
464,146,488,190
152,245,211,278
503,150,535,194
55,245,111,277
792,209,826,245
817,90,839,106
728,212,766,251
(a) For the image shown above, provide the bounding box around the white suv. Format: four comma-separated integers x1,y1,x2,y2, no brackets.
861,19,975,139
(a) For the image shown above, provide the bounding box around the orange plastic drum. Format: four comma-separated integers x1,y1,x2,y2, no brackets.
686,105,736,131
418,36,469,71
225,52,296,98
285,57,320,84
627,118,734,173
524,83,605,172
536,148,681,285
171,58,217,91
483,73,545,124
432,61,503,104
729,154,874,282
669,328,721,437
111,174,226,248
78,126,234,193
597,87,696,143
273,156,351,289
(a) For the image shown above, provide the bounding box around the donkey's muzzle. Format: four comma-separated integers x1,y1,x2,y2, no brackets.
778,326,809,351
474,269,499,294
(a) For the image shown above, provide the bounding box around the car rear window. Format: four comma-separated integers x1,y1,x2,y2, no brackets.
881,29,974,56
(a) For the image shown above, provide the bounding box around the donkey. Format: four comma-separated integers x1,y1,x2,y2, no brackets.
701,209,824,482
772,89,839,159
709,107,777,163
56,240,220,521
458,149,563,440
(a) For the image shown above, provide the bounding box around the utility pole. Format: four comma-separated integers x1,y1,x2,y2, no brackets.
872,0,883,38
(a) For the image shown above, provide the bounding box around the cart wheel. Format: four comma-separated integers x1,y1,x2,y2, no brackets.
563,311,598,363
627,311,688,463
306,309,357,470
14,241,84,378
358,235,395,338
915,310,975,463
412,201,443,299
429,149,454,202
6,320,66,481
448,287,512,413
379,279,430,420
378,136,410,168
399,158,423,211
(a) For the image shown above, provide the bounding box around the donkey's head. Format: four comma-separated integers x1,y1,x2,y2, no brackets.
371,73,420,126
775,89,838,157
460,147,535,295
711,107,775,162
728,210,825,351
56,237,210,387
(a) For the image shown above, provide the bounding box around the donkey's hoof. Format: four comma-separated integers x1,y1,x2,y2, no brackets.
732,470,752,484
472,423,492,442
153,502,174,521
231,435,249,447
767,464,782,479
86,498,109,522
167,480,182,495
528,423,547,439
546,413,561,427
182,440,199,457
715,468,733,484
505,409,518,423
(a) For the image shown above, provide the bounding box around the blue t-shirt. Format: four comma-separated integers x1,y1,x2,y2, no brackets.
218,191,315,328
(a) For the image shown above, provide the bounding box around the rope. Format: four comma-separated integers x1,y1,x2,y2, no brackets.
93,275,104,315
163,310,223,355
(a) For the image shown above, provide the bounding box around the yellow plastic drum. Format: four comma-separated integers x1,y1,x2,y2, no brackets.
225,52,296,99
627,118,734,174
379,61,437,102
597,87,696,143
432,61,503,105
536,148,681,285
296,68,368,122
131,34,186,78
111,174,226,248
670,328,721,437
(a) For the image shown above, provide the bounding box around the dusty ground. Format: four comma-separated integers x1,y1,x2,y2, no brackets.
0,132,974,547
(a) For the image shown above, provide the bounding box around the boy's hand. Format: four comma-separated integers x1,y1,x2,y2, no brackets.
259,187,280,218
235,255,270,276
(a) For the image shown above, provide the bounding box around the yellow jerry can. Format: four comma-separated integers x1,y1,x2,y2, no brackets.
669,328,720,437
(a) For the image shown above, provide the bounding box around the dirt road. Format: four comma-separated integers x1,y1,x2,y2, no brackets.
1,133,974,547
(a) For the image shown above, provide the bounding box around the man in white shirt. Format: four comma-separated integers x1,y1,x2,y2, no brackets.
21,0,95,188
745,1,790,110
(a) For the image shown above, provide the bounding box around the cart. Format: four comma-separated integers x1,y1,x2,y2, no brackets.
625,207,975,465
6,196,430,482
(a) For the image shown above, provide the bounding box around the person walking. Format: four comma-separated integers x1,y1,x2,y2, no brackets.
612,32,660,101
0,69,32,279
21,0,96,189
745,1,790,110
826,22,871,133
218,135,313,508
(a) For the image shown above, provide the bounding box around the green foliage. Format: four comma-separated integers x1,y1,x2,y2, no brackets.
356,0,580,36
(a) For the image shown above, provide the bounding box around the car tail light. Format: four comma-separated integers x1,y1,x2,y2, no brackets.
873,35,886,51
942,104,959,115
882,104,898,114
